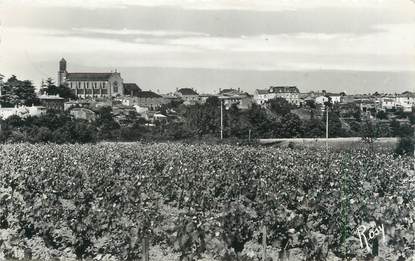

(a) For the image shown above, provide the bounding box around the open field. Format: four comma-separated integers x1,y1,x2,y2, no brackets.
0,143,414,261
259,137,399,151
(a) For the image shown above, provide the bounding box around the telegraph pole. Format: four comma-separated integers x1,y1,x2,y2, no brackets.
0,73,3,97
220,99,223,140
324,96,332,154
326,105,329,151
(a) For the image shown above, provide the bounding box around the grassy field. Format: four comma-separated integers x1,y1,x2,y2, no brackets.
258,137,399,151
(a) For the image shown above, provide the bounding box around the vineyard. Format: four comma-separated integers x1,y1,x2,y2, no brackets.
0,143,414,260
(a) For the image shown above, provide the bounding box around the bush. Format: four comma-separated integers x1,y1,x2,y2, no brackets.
395,136,414,156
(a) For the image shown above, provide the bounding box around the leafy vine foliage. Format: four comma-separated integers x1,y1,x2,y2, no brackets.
0,144,414,260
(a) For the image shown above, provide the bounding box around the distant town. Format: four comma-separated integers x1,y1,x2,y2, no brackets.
0,58,414,147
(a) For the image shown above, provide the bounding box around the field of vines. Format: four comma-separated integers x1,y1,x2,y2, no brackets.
0,143,414,261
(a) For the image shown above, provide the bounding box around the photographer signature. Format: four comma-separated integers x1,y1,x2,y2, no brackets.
356,224,385,252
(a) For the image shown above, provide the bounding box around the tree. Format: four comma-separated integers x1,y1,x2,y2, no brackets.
305,99,316,109
408,113,415,125
245,104,272,138
397,124,413,137
303,118,324,138
390,119,401,137
323,111,343,137
274,113,303,138
28,126,52,143
360,118,378,150
395,137,414,156
95,106,120,141
0,75,38,107
267,97,291,116
183,97,222,138
28,111,72,131
353,109,361,122
376,110,388,120
43,78,77,100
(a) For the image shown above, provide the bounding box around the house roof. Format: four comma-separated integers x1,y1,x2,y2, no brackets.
219,88,250,97
308,91,342,97
269,86,299,93
256,89,269,95
38,94,64,100
136,91,162,98
66,72,116,81
123,83,142,93
398,92,415,98
177,88,199,96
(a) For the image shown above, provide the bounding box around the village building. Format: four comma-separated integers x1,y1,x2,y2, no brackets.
175,88,200,103
120,91,168,110
310,91,343,105
38,94,65,111
0,105,47,119
254,86,300,106
64,100,91,111
58,58,124,98
123,83,142,97
395,92,415,112
218,88,253,110
69,107,96,122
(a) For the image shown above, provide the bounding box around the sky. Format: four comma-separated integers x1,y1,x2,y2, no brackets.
0,0,414,94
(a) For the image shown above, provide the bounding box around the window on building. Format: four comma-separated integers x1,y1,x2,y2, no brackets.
113,81,118,93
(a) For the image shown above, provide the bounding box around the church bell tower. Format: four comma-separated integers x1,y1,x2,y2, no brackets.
58,58,67,86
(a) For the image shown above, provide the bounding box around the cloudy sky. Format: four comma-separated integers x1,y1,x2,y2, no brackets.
0,0,414,94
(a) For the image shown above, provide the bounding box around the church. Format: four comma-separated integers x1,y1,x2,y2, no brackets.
57,58,124,98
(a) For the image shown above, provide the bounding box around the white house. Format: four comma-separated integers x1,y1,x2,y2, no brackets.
314,92,342,105
396,93,415,112
380,93,415,112
0,105,47,120
254,86,300,105
218,88,253,110
175,88,200,103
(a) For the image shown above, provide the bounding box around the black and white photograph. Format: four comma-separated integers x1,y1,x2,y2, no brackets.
0,0,414,260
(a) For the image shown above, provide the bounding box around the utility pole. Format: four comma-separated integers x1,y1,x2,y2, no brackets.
0,73,3,97
324,96,332,153
326,105,329,151
220,99,223,140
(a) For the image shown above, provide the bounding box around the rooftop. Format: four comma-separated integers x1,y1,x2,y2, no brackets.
38,94,64,100
123,83,142,93
136,91,162,98
177,88,199,96
255,89,269,95
66,72,118,81
269,86,299,93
